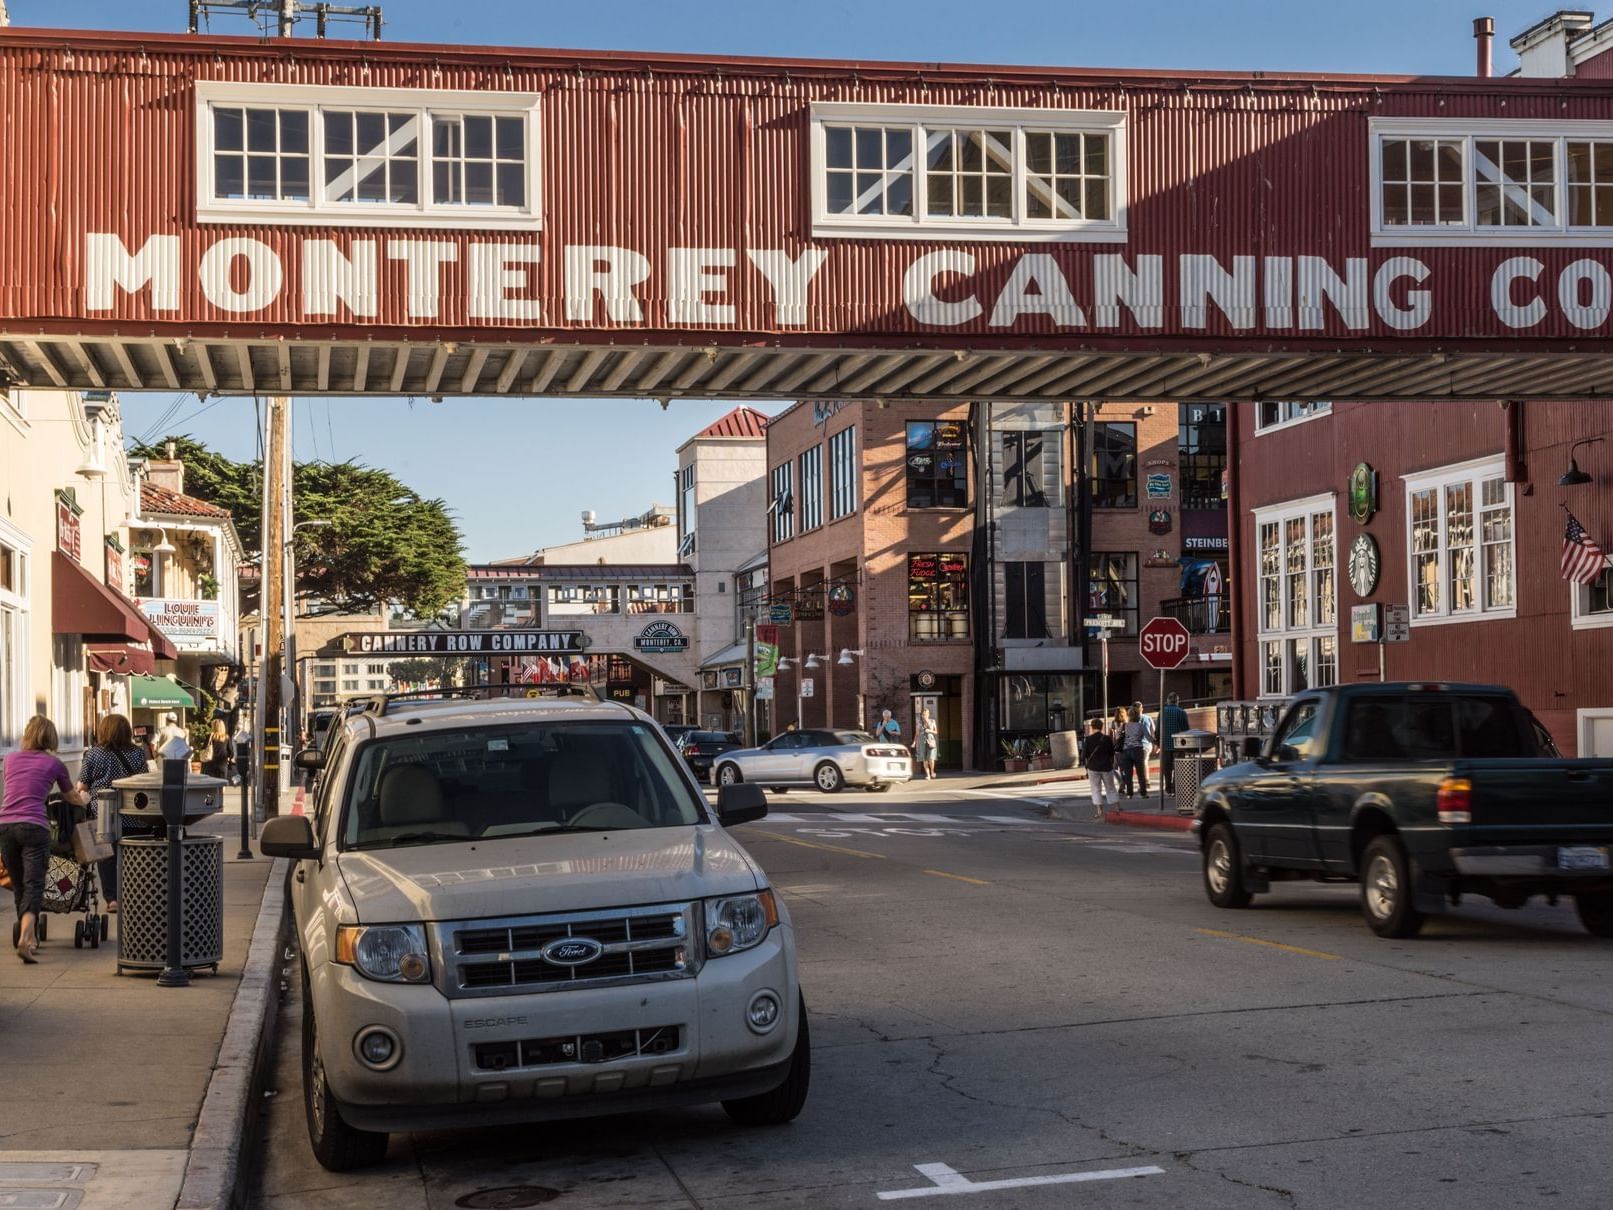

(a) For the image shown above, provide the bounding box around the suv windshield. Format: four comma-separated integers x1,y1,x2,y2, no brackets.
340,720,708,850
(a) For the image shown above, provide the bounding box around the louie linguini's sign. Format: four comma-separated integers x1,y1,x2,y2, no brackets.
139,598,221,651
342,630,584,654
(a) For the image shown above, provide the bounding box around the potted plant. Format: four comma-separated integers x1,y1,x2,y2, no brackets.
1001,739,1029,774
1028,737,1053,771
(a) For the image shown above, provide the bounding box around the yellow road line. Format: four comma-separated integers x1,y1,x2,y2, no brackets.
767,833,887,860
924,869,990,886
1194,927,1340,961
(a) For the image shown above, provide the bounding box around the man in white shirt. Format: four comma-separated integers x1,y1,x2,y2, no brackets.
156,713,191,761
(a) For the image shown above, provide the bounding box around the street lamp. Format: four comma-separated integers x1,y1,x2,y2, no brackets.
1560,438,1603,487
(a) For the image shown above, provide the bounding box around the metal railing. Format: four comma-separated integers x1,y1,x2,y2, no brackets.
1160,594,1232,635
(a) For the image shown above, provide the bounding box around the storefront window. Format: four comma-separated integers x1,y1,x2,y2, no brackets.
1003,561,1051,639
906,421,969,509
1089,552,1138,635
1089,422,1137,509
908,552,969,640
1178,404,1226,509
1001,674,1081,735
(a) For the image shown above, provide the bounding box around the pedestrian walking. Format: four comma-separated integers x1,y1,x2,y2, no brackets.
155,713,190,761
876,709,902,745
1,717,89,962
913,707,938,779
1110,706,1132,795
1159,693,1191,796
202,718,234,780
1080,719,1118,819
1123,706,1152,797
73,713,149,913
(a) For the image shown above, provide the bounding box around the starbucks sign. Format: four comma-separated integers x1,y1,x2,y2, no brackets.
635,620,689,654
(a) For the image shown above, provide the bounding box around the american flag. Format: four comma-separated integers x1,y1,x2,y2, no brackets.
1562,509,1608,585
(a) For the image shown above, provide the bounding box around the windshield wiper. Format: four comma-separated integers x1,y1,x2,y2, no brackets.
383,831,466,847
496,825,618,839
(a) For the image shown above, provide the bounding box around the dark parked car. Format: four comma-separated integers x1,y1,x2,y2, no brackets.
677,730,744,783
1195,682,1613,938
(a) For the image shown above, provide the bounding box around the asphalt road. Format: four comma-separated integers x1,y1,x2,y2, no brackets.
251,783,1613,1209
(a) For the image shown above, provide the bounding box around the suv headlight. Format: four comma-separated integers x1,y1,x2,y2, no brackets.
705,890,779,958
334,924,432,984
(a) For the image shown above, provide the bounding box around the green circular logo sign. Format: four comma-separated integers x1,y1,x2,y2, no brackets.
1349,462,1378,525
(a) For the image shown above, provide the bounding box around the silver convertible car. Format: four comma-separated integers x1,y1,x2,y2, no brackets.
712,729,913,794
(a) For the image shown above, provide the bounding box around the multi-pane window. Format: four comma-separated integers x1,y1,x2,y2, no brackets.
1406,460,1515,623
812,103,1126,238
1089,422,1137,509
1574,559,1613,628
769,463,794,544
678,464,696,556
1089,552,1138,636
799,446,824,532
829,427,859,520
909,553,970,641
213,107,310,201
1255,402,1332,432
432,115,526,207
1003,561,1050,640
823,126,914,217
906,421,969,509
1254,498,1337,698
1179,404,1227,509
323,111,419,204
1001,432,1050,507
199,85,537,226
1373,122,1613,238
626,584,694,614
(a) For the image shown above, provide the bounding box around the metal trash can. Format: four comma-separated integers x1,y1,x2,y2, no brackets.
109,771,227,976
1172,730,1219,816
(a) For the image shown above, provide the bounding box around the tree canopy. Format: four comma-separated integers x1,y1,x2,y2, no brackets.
130,435,466,619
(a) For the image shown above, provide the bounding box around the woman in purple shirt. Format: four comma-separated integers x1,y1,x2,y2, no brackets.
2,716,88,962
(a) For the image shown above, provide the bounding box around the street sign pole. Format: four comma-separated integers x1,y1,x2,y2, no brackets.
1158,665,1166,816
1138,616,1192,814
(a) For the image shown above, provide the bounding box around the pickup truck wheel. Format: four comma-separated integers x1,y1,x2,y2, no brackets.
722,992,811,1126
302,973,390,1172
1360,835,1425,939
1574,892,1613,938
1203,823,1253,909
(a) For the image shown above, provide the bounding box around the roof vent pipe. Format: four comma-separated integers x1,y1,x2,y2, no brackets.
1474,16,1495,77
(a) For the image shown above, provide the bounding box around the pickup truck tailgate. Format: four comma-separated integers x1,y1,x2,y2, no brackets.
1455,759,1613,845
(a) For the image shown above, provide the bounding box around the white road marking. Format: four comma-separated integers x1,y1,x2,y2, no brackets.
759,812,1044,826
876,1160,1165,1201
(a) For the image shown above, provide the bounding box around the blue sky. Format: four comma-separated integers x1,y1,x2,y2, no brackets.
12,0,1564,559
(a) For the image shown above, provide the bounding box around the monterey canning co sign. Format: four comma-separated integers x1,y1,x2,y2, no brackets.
79,233,1613,337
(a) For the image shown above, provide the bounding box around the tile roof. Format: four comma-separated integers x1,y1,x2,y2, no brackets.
690,406,770,441
141,481,231,519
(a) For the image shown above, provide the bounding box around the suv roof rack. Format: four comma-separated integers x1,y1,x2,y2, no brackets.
360,683,603,717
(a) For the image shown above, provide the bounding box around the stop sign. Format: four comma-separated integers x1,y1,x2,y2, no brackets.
1139,616,1192,671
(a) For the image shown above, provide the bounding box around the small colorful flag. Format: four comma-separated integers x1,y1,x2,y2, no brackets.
1562,509,1608,585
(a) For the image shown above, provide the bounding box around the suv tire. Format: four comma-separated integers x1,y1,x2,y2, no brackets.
813,762,845,794
1575,892,1613,938
722,993,811,1126
1360,834,1425,939
1202,822,1253,909
716,763,742,787
303,969,390,1171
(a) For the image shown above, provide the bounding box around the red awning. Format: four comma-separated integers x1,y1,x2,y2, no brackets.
52,551,180,661
86,642,156,676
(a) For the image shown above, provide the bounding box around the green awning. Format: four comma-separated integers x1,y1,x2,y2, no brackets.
131,674,196,709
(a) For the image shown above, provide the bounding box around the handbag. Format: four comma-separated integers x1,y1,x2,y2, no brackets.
72,820,114,865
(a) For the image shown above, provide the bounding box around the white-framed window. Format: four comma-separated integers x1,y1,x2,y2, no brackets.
829,426,859,520
1571,556,1613,631
810,102,1127,242
195,82,541,229
0,386,27,432
1254,493,1338,699
1370,118,1613,245
677,463,696,555
0,524,31,750
1404,456,1515,626
1254,401,1332,433
799,446,823,532
769,463,794,544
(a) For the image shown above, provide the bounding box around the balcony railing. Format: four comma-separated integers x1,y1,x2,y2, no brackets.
1160,594,1231,635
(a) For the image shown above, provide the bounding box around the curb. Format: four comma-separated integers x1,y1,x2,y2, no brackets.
176,856,290,1210
1101,810,1195,833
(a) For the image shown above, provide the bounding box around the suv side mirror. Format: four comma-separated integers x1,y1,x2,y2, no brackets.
294,748,326,772
717,783,768,827
260,814,320,860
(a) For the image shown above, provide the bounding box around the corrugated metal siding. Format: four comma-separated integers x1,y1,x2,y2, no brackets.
1233,400,1613,755
3,32,1613,346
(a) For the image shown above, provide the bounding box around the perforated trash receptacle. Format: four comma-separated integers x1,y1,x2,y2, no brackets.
116,835,224,975
1172,730,1218,817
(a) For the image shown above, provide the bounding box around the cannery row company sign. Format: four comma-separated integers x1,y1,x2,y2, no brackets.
75,233,1613,338
342,630,584,654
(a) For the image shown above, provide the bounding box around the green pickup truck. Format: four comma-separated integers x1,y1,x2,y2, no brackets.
1194,682,1613,938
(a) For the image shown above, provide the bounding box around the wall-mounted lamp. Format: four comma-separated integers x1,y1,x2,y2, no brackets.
151,529,177,556
836,648,863,666
1560,438,1604,487
803,652,832,670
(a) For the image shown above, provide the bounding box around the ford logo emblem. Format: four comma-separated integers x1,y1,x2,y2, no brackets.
541,937,604,966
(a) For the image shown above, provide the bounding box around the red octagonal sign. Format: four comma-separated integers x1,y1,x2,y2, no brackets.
1139,616,1192,671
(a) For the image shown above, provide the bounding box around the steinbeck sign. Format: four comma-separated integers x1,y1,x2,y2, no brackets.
81,234,1613,335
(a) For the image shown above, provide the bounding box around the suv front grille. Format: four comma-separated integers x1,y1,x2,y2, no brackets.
443,903,695,997
473,1025,683,1071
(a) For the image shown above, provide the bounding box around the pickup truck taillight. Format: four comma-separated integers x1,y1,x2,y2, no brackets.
1437,777,1473,824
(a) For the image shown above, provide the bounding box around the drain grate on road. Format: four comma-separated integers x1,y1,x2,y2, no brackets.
455,1187,561,1208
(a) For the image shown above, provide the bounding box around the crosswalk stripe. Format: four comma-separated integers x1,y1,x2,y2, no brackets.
756,811,1041,826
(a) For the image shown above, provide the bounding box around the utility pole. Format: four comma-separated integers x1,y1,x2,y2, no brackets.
257,396,290,819
187,1,383,40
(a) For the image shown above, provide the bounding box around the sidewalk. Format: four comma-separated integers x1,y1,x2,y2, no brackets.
0,789,285,1209
905,766,1196,832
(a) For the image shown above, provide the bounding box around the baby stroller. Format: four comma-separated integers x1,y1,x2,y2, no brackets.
11,792,111,950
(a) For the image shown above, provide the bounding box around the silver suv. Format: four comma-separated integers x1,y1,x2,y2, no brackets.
262,691,809,1171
